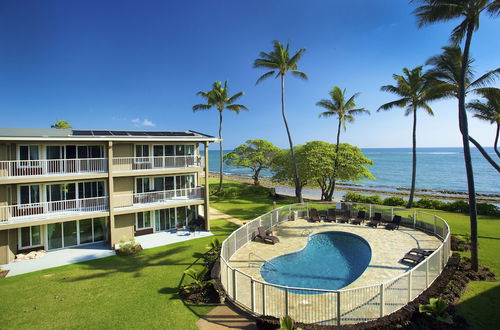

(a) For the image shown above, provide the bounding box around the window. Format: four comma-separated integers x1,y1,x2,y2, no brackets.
19,185,40,204
78,181,105,199
136,212,151,229
136,178,150,193
135,145,149,158
19,225,41,248
46,146,64,159
45,183,76,202
19,145,39,161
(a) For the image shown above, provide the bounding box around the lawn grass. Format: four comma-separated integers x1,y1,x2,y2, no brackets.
0,219,238,329
209,179,500,329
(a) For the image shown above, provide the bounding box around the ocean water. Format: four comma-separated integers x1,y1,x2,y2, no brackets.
204,147,500,195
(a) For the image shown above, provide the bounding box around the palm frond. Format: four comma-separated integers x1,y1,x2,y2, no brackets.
256,71,275,85
378,98,408,111
228,91,244,103
226,104,249,114
470,68,500,88
290,70,308,80
192,104,212,112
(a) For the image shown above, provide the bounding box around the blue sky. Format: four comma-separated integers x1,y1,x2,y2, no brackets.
0,0,498,149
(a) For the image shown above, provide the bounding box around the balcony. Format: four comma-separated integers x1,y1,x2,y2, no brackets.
0,158,108,180
0,196,109,225
112,156,204,173
114,187,204,212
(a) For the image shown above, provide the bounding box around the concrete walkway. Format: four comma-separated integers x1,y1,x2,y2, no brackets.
1,242,115,277
209,207,245,226
196,304,256,330
196,208,256,330
135,230,213,249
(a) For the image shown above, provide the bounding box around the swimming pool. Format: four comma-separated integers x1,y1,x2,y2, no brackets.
260,231,372,291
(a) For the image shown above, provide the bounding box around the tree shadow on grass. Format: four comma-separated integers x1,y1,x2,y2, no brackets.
456,283,500,329
64,245,191,282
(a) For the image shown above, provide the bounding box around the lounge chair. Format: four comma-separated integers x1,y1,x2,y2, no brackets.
409,248,433,256
351,210,366,225
385,215,402,230
402,252,425,265
366,212,382,227
325,208,337,222
339,210,351,223
309,208,321,222
256,226,279,244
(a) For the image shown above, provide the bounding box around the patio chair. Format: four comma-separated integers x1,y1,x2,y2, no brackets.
255,226,279,244
385,215,402,230
351,210,366,225
408,248,434,256
338,210,351,223
309,208,321,222
325,208,337,222
366,212,382,227
401,252,425,265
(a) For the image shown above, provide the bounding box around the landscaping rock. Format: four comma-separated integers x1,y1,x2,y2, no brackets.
15,250,47,261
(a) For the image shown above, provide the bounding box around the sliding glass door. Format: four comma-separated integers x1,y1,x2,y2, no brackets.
46,218,107,250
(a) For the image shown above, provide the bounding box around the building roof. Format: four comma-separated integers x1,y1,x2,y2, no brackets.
0,128,217,142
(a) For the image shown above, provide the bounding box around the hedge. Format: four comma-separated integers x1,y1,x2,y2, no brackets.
343,192,500,217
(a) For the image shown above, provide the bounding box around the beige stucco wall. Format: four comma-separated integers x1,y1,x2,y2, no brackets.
113,177,134,208
113,143,134,157
113,213,135,245
0,229,17,264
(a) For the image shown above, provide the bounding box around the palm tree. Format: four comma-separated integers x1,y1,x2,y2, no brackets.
193,81,248,194
426,46,500,171
254,40,308,203
51,120,72,129
467,88,500,158
413,0,500,271
316,86,370,200
378,67,439,208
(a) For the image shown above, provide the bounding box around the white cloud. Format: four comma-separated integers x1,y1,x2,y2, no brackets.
131,118,156,127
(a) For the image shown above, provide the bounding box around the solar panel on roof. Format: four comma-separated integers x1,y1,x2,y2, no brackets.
72,130,92,136
128,131,149,136
92,130,113,136
110,131,129,136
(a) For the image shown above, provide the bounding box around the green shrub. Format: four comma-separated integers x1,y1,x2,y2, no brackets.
116,238,142,256
245,184,273,196
217,187,241,198
414,198,446,210
442,200,469,213
383,196,406,206
476,203,500,216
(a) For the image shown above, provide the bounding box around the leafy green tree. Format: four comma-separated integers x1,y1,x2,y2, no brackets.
467,88,500,158
224,139,281,185
378,67,440,208
271,141,374,201
254,40,308,203
316,86,370,198
51,120,72,129
279,316,302,330
413,0,499,271
426,46,500,171
193,81,249,194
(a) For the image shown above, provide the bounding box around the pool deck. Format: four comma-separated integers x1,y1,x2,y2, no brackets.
228,218,441,289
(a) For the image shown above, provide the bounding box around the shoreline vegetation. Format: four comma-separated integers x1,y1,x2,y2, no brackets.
206,172,500,204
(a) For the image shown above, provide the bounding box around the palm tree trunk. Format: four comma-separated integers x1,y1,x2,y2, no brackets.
468,136,500,172
407,106,417,208
217,110,223,194
281,75,303,203
327,118,342,201
460,25,478,272
495,123,500,159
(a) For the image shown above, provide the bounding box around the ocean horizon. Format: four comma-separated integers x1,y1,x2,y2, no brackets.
203,147,500,195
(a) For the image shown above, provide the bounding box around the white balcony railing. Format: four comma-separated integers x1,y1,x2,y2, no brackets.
0,158,108,179
112,155,204,172
114,187,204,210
0,196,109,223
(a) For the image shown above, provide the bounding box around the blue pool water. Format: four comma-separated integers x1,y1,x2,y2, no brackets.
260,232,372,291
